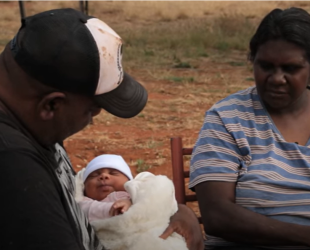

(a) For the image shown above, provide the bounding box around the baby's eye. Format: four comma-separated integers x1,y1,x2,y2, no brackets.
110,170,119,175
89,172,100,177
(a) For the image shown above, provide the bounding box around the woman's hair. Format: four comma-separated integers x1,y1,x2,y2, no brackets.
249,7,310,62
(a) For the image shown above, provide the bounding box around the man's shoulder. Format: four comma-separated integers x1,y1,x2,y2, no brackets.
0,112,34,151
0,112,56,169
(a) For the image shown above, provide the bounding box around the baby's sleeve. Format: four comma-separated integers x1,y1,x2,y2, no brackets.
78,198,114,222
108,191,131,201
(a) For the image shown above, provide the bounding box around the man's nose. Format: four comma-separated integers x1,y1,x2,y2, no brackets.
91,106,101,117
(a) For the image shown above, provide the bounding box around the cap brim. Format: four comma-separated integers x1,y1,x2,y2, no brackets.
93,72,148,118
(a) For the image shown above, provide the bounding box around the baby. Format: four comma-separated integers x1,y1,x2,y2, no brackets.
75,155,189,250
77,154,133,222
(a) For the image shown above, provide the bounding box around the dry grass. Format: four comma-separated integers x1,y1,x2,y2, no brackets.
1,1,309,51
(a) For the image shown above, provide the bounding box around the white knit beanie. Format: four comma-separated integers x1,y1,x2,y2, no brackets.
83,154,133,182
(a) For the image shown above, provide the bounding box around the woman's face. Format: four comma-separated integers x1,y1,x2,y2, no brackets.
253,39,310,112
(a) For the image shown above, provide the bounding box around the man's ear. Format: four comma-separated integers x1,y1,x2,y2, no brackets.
38,92,66,121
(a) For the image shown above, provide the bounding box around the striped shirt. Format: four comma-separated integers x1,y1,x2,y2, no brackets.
189,87,310,249
55,144,103,250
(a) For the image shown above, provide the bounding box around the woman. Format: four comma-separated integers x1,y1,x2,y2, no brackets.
190,7,310,249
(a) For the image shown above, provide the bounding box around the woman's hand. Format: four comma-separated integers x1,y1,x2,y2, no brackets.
159,204,204,250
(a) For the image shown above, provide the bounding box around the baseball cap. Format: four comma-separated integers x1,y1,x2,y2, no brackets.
10,8,147,118
83,154,133,182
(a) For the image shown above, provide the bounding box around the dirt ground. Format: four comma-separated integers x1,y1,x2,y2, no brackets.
2,1,309,216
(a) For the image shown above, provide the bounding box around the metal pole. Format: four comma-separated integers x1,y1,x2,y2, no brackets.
85,0,88,15
79,1,88,15
79,1,84,13
18,1,26,19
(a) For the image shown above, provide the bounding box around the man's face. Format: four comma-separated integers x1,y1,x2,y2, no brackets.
84,168,129,201
55,93,101,142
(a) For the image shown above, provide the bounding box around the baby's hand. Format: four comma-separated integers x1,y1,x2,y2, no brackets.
109,199,132,216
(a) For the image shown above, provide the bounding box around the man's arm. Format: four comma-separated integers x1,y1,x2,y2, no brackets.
0,151,84,250
196,181,310,246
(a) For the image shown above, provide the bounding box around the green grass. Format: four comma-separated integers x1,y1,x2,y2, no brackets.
146,140,163,149
245,77,255,81
143,49,155,57
173,61,192,69
165,76,194,83
197,51,209,57
136,159,151,173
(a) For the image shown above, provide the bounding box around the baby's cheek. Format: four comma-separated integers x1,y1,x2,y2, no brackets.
84,182,96,197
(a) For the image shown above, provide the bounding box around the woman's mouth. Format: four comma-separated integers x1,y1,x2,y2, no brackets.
267,90,287,98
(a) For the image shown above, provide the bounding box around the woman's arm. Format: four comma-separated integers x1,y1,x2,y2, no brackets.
196,181,310,247
160,204,204,250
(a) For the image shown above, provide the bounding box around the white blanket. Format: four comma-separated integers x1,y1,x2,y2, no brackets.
75,170,188,250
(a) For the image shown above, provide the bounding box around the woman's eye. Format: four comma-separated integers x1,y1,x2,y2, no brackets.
282,65,300,73
259,62,273,71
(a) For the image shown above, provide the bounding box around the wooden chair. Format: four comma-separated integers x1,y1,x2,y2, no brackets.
170,137,202,223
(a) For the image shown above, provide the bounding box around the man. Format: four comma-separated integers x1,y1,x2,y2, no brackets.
0,8,203,250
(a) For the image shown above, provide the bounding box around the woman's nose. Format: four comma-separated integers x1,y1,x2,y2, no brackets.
269,68,286,85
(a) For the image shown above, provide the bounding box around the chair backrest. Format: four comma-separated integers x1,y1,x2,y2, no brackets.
170,137,202,223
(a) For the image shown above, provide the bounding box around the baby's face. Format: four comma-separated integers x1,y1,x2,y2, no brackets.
84,168,129,201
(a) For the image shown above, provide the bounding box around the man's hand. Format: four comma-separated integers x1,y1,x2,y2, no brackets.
109,199,132,217
160,204,204,250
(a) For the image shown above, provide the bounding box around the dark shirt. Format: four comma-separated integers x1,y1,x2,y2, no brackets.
0,111,103,250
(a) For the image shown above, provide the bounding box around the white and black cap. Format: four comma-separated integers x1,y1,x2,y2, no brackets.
11,8,148,118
